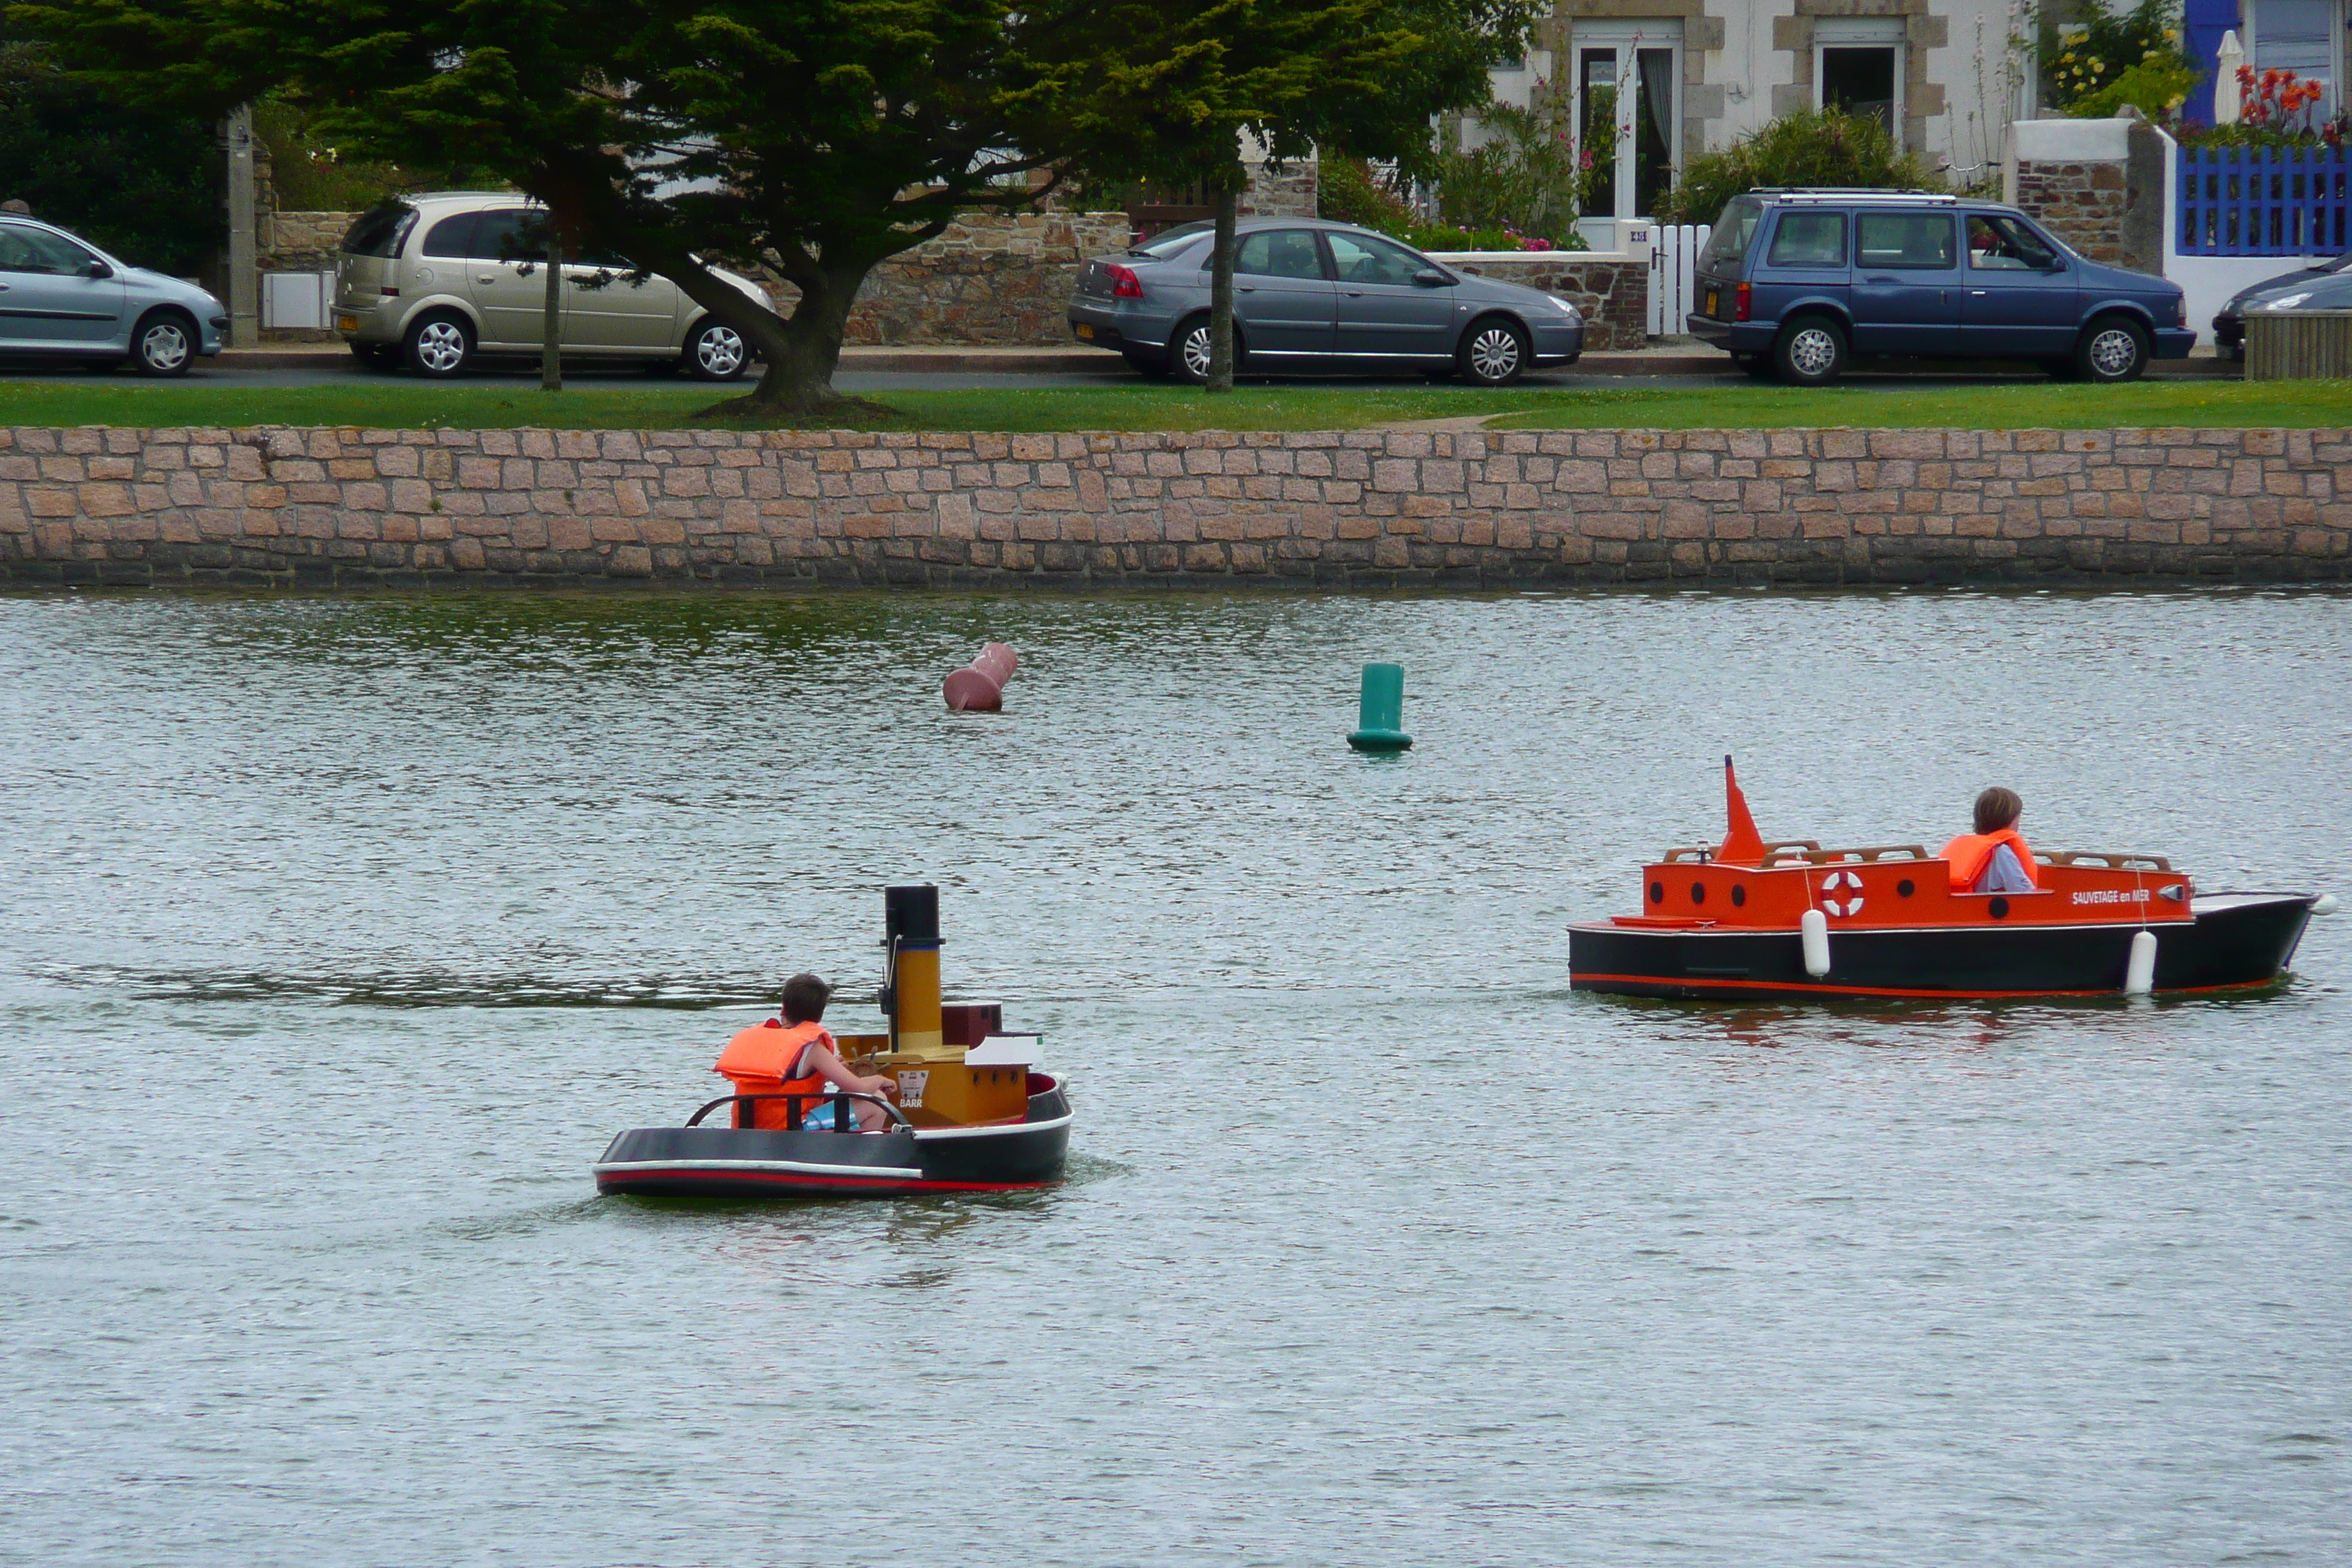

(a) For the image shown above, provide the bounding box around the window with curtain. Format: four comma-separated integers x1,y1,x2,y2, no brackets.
2252,0,2337,118
1635,48,1676,218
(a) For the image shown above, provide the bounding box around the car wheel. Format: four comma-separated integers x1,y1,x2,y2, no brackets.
404,312,474,377
131,312,197,377
684,317,750,380
2076,317,2149,384
1457,317,1530,386
1774,314,1847,386
1167,314,1239,386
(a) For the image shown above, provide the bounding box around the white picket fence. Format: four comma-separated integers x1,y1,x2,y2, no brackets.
1646,222,1711,337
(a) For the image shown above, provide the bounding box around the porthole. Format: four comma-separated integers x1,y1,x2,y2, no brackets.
1690,882,1706,905
1897,878,1915,898
1989,896,2010,919
1730,884,1747,907
1650,881,1665,905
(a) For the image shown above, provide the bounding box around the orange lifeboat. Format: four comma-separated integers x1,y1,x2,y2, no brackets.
1567,758,2323,1001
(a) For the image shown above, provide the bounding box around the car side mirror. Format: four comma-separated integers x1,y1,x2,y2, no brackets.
1413,268,1451,287
82,258,113,279
2039,255,2066,271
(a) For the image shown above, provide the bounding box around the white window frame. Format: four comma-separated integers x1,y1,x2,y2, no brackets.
1814,17,1907,134
2243,0,2345,121
1570,20,1684,222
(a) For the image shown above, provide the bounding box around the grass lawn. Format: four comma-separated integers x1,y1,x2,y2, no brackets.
2,376,2349,433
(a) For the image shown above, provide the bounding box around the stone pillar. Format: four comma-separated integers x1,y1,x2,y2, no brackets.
222,105,258,347
1238,133,1318,218
2008,117,2133,267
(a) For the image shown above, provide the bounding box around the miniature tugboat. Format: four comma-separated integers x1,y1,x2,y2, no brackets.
595,885,1071,1198
1569,758,2327,1002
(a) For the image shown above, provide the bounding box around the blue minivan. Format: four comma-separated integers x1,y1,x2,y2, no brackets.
1686,189,2194,384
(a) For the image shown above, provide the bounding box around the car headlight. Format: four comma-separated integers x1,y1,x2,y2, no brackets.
1548,294,1583,321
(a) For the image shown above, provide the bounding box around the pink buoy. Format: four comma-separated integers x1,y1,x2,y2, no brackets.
942,642,1019,712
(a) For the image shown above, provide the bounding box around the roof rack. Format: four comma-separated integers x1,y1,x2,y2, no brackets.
1749,187,1959,203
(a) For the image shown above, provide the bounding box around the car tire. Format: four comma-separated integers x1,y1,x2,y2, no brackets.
130,311,197,377
2076,316,2149,384
1167,314,1240,385
1774,314,1847,386
1457,316,1531,386
683,317,750,380
404,312,474,377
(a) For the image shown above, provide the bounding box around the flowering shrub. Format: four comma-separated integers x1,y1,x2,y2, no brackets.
2038,0,2187,114
1432,98,1599,244
1657,107,1940,226
2237,67,2332,136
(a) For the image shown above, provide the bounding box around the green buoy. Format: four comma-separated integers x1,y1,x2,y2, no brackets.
1347,663,1414,753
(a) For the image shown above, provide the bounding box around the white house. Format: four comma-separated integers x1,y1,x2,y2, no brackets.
1487,0,2038,225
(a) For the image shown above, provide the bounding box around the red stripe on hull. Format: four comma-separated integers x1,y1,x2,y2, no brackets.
1572,970,2277,1000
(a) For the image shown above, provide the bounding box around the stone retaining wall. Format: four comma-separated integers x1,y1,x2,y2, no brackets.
1440,257,1649,353
772,211,1134,347
5,426,2347,589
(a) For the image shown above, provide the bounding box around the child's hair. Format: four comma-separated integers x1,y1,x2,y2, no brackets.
1974,786,2023,835
781,973,832,1025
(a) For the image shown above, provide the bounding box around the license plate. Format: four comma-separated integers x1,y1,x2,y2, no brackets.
1705,290,1719,318
1075,323,1094,339
336,314,358,332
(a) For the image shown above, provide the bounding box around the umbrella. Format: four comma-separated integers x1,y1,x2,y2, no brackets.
2215,29,2244,126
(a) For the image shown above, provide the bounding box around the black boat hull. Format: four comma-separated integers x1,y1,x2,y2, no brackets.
595,1084,1072,1199
1569,894,2315,1002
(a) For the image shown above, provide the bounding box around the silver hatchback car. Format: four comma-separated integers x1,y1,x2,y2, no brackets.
0,216,227,375
1068,216,1584,384
333,192,777,378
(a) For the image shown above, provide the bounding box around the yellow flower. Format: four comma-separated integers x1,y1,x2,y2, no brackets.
2062,51,2075,61
2089,57,2103,69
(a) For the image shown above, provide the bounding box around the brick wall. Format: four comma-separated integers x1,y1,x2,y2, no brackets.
6,425,2346,589
1439,257,1649,352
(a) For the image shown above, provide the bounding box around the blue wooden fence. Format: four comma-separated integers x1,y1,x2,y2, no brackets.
2177,143,2352,256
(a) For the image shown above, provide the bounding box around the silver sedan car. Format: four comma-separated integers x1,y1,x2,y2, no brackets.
0,216,227,375
1067,216,1584,385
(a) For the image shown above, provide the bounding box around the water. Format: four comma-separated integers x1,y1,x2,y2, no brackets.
1,587,2347,1566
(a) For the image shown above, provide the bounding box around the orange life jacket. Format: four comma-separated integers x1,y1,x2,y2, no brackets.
715,1019,834,1129
1939,828,2038,892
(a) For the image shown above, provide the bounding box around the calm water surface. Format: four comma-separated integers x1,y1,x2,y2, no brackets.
2,587,2348,1567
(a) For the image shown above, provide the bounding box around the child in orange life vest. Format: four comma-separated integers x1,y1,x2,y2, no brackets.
714,973,899,1132
1941,786,2038,894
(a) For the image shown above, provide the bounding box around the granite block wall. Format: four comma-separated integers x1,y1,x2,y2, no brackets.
5,425,2347,590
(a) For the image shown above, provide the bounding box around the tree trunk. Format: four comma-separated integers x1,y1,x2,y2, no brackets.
656,252,886,421
540,236,563,392
1206,184,1239,394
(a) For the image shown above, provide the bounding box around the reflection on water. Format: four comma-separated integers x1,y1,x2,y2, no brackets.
1,587,2348,1566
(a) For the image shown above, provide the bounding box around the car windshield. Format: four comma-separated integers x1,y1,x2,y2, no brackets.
1699,198,1763,268
1132,222,1211,257
342,203,419,258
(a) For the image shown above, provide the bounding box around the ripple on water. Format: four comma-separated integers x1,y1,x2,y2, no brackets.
0,587,2347,1567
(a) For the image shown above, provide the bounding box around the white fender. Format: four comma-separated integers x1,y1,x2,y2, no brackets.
1801,908,1831,977
2124,928,2157,996
2313,893,2339,916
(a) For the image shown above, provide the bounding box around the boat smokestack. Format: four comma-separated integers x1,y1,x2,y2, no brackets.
883,885,944,1055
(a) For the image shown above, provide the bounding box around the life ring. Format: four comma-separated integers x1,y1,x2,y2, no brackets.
1820,869,1866,919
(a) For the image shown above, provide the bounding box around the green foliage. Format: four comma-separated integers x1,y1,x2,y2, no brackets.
1316,152,1418,230
252,97,506,211
1431,99,1594,241
1657,107,1942,227
2038,0,2186,113
0,29,218,274
2062,56,2199,121
1317,151,1584,252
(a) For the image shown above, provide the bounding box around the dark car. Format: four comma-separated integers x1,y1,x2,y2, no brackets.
1686,189,2193,385
1066,216,1585,386
2213,252,2352,358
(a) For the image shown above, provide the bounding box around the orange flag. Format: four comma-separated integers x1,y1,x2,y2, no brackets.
1717,754,1766,864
